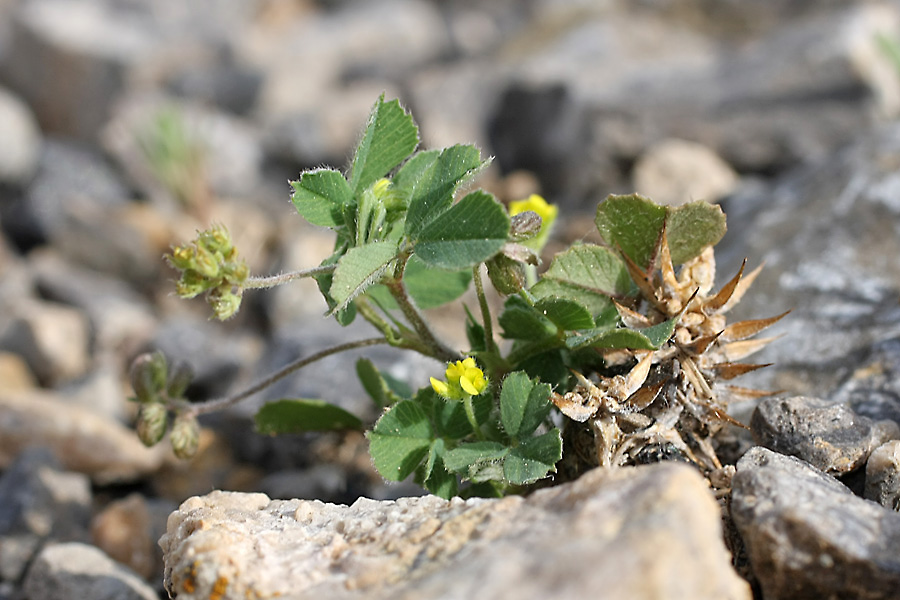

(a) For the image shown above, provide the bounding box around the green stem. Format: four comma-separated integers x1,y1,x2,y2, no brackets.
386,252,460,362
463,395,486,440
243,264,336,289
473,264,498,355
182,337,388,416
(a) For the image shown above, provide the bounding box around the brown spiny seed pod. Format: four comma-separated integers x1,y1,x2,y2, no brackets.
170,413,200,459
130,352,168,403
136,403,168,447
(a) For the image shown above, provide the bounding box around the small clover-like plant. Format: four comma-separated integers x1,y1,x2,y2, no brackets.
134,95,784,497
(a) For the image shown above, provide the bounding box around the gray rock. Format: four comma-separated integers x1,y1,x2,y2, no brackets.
731,446,900,600
0,0,155,140
751,396,900,474
866,440,900,511
0,390,166,484
631,138,738,205
23,542,157,600
0,298,91,386
0,448,91,582
0,87,40,186
831,336,900,425
160,463,750,600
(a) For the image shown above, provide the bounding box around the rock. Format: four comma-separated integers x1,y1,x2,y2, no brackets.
0,0,155,140
731,446,900,600
23,542,158,600
715,121,900,402
160,463,750,600
631,138,739,205
0,298,90,386
0,87,40,186
0,390,166,484
831,336,900,426
91,493,174,581
0,448,91,582
866,440,900,510
0,351,36,392
751,396,900,474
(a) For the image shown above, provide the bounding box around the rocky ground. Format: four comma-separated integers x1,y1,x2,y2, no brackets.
1,0,900,599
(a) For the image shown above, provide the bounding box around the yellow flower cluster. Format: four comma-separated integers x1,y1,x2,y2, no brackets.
430,358,488,400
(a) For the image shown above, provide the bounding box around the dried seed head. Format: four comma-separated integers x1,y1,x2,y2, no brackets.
170,413,200,459
136,403,168,447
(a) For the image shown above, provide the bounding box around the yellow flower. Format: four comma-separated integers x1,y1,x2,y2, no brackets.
508,194,557,250
431,358,488,399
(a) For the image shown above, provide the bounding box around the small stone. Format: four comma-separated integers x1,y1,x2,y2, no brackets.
92,493,174,581
865,440,900,510
161,463,750,600
0,390,166,484
0,351,37,392
750,396,900,474
0,298,90,385
632,138,739,205
0,448,92,582
23,542,157,600
731,446,900,600
0,86,40,186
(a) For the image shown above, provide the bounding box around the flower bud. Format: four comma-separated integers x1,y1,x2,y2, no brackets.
136,403,168,447
170,413,200,459
486,254,526,295
167,245,195,270
208,285,242,321
130,352,168,402
175,270,209,298
166,361,194,399
509,211,543,242
192,245,220,279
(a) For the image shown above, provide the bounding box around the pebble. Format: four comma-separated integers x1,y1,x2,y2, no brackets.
750,396,900,474
91,493,175,581
865,440,900,511
731,446,900,600
631,138,739,205
161,463,750,600
23,542,158,600
0,86,40,186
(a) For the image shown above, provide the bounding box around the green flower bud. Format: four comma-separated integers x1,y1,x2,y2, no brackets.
222,260,249,286
170,413,200,459
198,225,233,256
130,352,168,402
175,270,209,298
208,285,242,321
166,361,194,399
192,245,220,279
136,403,168,447
486,254,526,295
167,245,195,270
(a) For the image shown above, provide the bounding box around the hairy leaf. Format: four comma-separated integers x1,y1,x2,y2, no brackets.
499,372,553,440
565,315,678,351
290,169,354,227
368,400,433,481
443,441,508,474
415,191,510,270
503,430,562,485
349,95,419,194
529,279,615,319
666,201,727,265
535,297,594,330
595,194,667,269
355,358,410,408
498,295,557,342
255,399,363,434
329,241,398,312
540,245,632,299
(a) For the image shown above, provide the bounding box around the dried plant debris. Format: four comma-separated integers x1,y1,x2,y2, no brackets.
553,230,787,485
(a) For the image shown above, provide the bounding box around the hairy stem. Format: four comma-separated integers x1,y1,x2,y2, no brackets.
472,264,498,354
463,395,486,440
243,264,336,289
386,252,460,362
182,337,388,416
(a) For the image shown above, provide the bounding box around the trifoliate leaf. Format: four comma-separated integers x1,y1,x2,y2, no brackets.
290,169,354,227
595,194,667,269
499,371,553,439
529,279,615,320
534,297,594,330
254,399,363,434
443,441,508,475
368,400,433,481
565,315,678,351
498,295,557,342
329,241,398,312
539,245,632,299
401,145,486,239
415,191,510,270
349,95,419,194
503,430,562,485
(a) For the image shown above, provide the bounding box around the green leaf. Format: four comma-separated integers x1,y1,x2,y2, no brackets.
534,298,594,330
290,169,354,227
565,315,677,351
355,358,409,408
595,194,667,269
422,451,458,499
498,295,557,342
540,245,632,299
517,350,568,390
415,191,510,270
529,279,615,320
402,145,486,239
503,430,562,485
418,386,490,440
349,95,419,194
443,441,508,475
254,399,363,434
666,201,727,265
329,241,398,312
405,255,472,309
368,400,433,481
500,372,553,439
